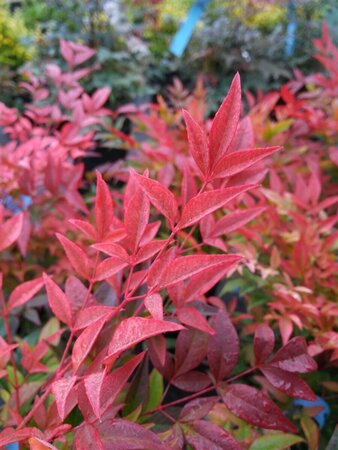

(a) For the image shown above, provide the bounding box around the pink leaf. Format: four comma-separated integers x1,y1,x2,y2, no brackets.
135,240,166,264
124,182,150,251
134,172,178,227
95,172,114,239
208,310,239,380
279,317,294,345
75,423,104,450
70,219,97,240
0,213,23,252
269,337,317,373
43,274,73,326
177,307,215,335
211,206,266,237
84,370,106,419
56,234,91,279
172,371,211,392
94,257,128,281
212,146,280,179
186,420,242,450
92,87,111,109
147,334,167,368
144,293,163,320
183,110,208,175
157,254,242,289
104,317,183,364
0,428,44,447
74,306,118,330
97,419,171,450
178,185,257,229
8,278,43,311
72,320,105,372
175,329,208,377
147,247,176,289
51,376,77,421
92,243,129,262
261,366,316,400
184,264,233,303
222,384,298,433
254,324,275,364
100,352,146,412
209,73,241,169
179,397,217,422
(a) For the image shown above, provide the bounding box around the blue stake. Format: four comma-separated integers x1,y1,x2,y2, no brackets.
5,444,19,450
293,396,330,429
284,0,297,57
170,0,211,57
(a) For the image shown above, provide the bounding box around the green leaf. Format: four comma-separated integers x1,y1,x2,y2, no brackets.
145,369,163,411
249,433,304,450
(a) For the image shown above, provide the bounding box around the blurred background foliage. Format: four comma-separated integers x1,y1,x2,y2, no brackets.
0,0,337,109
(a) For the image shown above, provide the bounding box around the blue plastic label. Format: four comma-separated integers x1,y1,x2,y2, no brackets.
170,0,211,57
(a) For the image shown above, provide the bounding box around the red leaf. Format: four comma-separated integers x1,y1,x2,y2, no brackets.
261,366,316,400
8,278,43,311
269,337,317,373
124,186,150,251
147,334,167,368
94,257,128,281
74,423,104,450
211,206,266,237
147,247,176,289
178,185,257,229
177,307,215,335
70,219,97,240
134,172,178,227
208,310,239,380
254,324,275,364
92,243,129,262
172,371,211,392
135,240,166,264
184,264,233,303
104,317,183,364
84,370,106,419
157,254,242,289
175,329,208,377
144,293,163,320
183,109,208,175
72,320,105,372
186,420,242,450
100,352,146,413
74,306,118,330
97,419,171,450
95,172,114,239
43,274,73,326
0,428,43,447
0,213,23,252
179,397,217,422
56,234,91,279
51,376,77,421
222,384,298,433
212,146,280,179
209,73,241,169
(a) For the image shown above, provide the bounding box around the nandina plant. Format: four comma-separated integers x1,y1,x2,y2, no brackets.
0,75,318,449
0,39,112,283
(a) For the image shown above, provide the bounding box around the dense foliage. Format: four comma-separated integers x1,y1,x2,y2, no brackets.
0,13,336,450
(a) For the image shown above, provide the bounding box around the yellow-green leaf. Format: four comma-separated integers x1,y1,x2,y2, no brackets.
145,369,163,411
249,433,304,450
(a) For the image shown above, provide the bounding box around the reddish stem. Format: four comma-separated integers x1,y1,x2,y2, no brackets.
0,292,21,419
